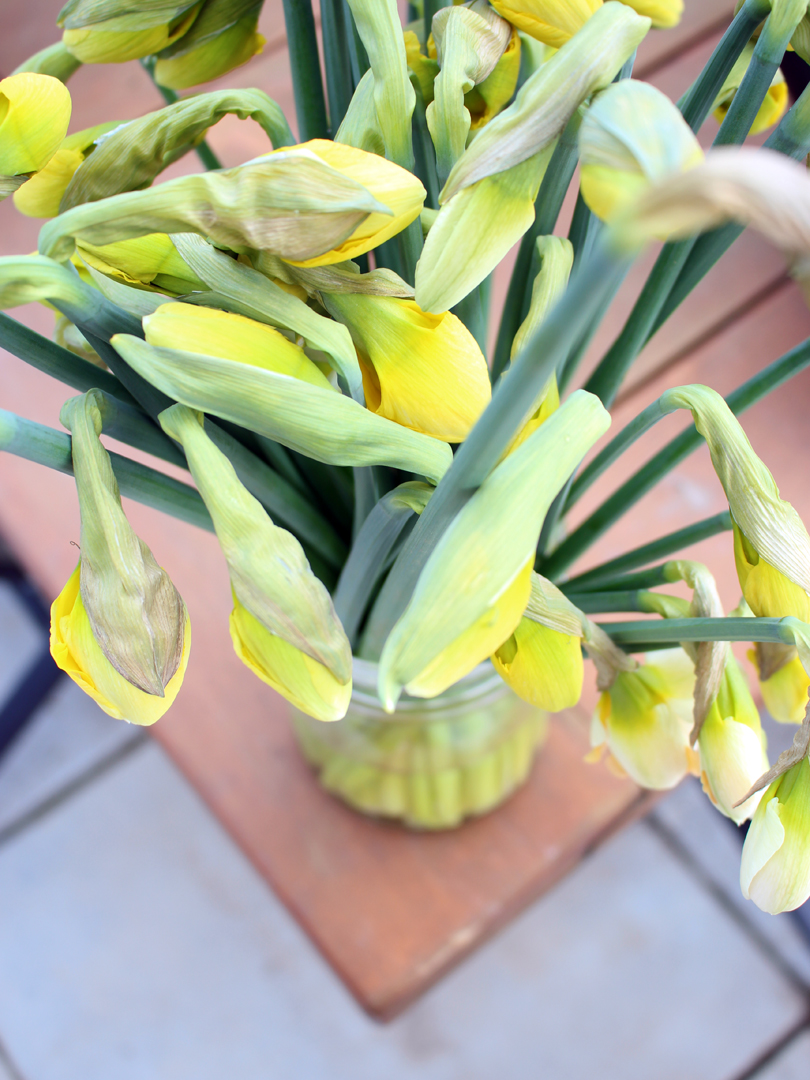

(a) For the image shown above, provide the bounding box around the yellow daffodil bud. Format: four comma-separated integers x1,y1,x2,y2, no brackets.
580,79,704,224
590,648,698,789
378,390,610,708
154,0,265,90
40,141,425,270
698,654,769,824
0,74,72,197
618,0,682,27
159,404,352,721
751,646,810,725
59,0,202,64
489,0,601,48
13,121,119,218
712,44,788,136
51,390,190,724
741,757,810,913
144,302,336,391
322,293,490,442
76,234,205,294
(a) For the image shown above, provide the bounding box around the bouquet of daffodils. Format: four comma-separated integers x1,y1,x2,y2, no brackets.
3,0,810,913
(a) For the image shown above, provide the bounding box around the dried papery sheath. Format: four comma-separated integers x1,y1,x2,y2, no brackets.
159,404,352,721
59,89,293,211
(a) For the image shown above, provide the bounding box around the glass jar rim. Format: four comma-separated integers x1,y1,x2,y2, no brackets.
349,656,511,722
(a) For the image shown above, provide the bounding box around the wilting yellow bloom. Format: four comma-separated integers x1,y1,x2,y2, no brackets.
741,757,810,913
752,647,810,725
51,564,191,724
13,121,118,218
0,74,72,187
276,139,425,267
492,616,583,711
60,1,201,64
323,293,490,441
231,596,351,722
698,654,769,824
154,1,266,90
77,234,205,293
590,648,698,789
144,302,336,391
713,45,788,135
490,0,601,47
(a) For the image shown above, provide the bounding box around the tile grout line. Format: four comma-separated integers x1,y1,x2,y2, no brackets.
644,812,810,998
0,1033,26,1080
0,730,150,850
726,1015,810,1080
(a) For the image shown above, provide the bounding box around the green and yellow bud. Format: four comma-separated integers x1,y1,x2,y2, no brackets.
741,757,810,913
323,293,490,442
144,302,336,392
698,654,769,824
466,25,521,131
752,646,810,725
580,79,703,224
76,233,205,294
713,44,787,136
50,390,190,724
59,0,202,63
13,121,118,218
0,74,72,197
159,404,352,721
154,0,265,90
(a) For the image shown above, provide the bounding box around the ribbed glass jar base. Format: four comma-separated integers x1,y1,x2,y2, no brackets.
290,658,549,830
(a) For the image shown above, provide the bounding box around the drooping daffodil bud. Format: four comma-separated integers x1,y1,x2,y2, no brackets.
13,121,119,219
492,573,584,711
590,648,699,789
76,233,206,294
415,2,649,312
154,0,266,90
427,1,514,183
0,74,72,198
698,652,770,824
144,301,337,392
322,292,491,442
378,389,611,709
50,390,190,724
465,24,521,132
158,404,352,721
59,0,202,64
39,140,425,270
712,43,788,136
739,708,810,913
579,79,704,224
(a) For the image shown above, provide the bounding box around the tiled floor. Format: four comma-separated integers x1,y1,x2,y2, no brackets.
0,576,809,1079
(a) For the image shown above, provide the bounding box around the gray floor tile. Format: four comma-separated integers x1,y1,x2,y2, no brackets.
0,678,143,835
754,1029,810,1079
0,743,805,1080
0,582,43,705
651,778,810,985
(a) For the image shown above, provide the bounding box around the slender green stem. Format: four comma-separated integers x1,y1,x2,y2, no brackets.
562,513,732,592
352,466,379,540
566,564,674,597
254,434,310,494
567,590,651,614
0,408,213,533
321,0,355,135
281,0,329,141
601,616,791,648
541,337,810,580
452,275,490,354
72,327,174,424
490,112,582,384
677,0,772,132
556,267,632,394
343,0,370,86
140,57,222,170
411,80,440,210
94,392,185,467
424,0,450,44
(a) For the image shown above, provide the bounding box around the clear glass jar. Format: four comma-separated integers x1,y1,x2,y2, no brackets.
290,658,549,830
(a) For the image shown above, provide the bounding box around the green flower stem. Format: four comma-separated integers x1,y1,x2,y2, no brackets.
561,512,732,592
542,335,810,580
566,565,673,599
601,616,793,649
343,0,370,85
411,80,440,210
72,326,174,424
93,391,184,467
0,311,136,408
424,0,450,44
566,589,650,614
398,219,424,287
352,466,379,540
490,114,583,384
321,0,355,134
0,408,213,533
281,0,330,141
364,243,631,648
254,434,310,495
140,58,222,170
453,274,491,354
677,0,772,132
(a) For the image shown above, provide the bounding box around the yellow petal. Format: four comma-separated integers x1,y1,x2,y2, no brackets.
13,146,84,217
489,0,601,47
144,302,336,391
492,615,583,711
77,233,204,292
0,73,72,176
733,522,810,622
62,6,200,63
751,647,810,725
619,0,682,28
50,564,190,725
230,598,351,721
